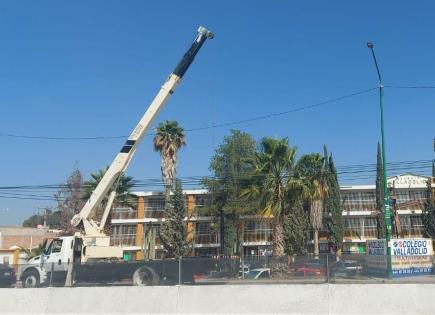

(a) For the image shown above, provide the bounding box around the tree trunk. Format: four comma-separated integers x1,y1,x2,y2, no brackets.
313,229,319,257
310,199,323,257
272,216,285,257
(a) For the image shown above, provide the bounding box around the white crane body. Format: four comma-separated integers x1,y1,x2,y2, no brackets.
17,27,214,288
68,26,214,261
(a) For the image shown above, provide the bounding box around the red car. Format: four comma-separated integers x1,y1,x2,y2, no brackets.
289,261,326,277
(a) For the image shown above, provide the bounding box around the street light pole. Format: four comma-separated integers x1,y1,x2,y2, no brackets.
367,42,393,278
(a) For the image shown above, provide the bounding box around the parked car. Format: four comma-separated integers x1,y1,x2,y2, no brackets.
243,268,271,280
0,264,16,287
330,260,363,278
238,264,250,277
289,261,326,278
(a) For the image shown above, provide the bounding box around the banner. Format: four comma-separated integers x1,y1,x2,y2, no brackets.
366,238,433,277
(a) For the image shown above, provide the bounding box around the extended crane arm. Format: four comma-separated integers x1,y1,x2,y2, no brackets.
71,26,214,235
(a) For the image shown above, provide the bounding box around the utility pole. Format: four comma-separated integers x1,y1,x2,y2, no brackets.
220,208,225,256
367,42,393,278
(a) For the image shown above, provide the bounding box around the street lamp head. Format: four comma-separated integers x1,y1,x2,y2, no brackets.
367,42,374,49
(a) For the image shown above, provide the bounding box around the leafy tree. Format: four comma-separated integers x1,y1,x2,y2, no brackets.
323,147,343,252
284,199,309,256
22,214,43,228
20,244,45,260
422,162,435,238
153,120,186,205
54,169,84,234
241,137,300,256
22,208,62,229
202,129,256,256
159,180,190,257
295,153,327,256
375,142,386,239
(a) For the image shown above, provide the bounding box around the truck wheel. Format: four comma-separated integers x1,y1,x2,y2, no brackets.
132,267,159,286
21,269,40,288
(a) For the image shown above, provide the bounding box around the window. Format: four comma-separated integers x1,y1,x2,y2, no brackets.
343,218,362,238
341,191,376,212
392,189,426,211
145,197,165,211
195,222,218,244
400,215,423,238
51,239,63,253
144,196,166,218
195,195,210,207
243,220,273,243
112,207,136,219
363,217,377,238
111,224,137,246
196,222,211,235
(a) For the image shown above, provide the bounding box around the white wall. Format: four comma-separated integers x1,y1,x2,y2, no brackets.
1,284,434,314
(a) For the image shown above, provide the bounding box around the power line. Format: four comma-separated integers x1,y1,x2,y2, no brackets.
0,159,431,202
385,85,435,89
0,87,377,141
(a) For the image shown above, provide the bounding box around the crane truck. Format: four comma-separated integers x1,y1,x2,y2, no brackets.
19,26,215,288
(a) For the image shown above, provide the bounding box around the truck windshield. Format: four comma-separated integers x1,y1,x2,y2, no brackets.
44,239,63,255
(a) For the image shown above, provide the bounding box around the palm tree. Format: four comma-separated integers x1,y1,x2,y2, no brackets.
241,137,299,256
295,154,328,257
153,120,186,203
81,167,137,219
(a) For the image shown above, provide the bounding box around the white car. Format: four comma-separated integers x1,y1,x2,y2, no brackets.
243,268,271,280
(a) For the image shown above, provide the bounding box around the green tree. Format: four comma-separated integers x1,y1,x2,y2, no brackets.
375,142,386,239
202,129,256,256
323,147,343,253
153,120,186,205
284,198,309,256
422,162,435,238
22,214,43,228
295,153,327,256
159,179,190,257
81,167,137,208
81,167,137,234
241,137,299,256
55,169,84,234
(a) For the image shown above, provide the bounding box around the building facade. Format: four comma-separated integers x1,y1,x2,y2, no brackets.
110,174,434,259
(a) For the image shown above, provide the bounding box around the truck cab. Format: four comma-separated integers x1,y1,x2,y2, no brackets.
20,236,78,288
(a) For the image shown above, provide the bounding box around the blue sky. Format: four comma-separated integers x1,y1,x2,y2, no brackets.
0,1,434,225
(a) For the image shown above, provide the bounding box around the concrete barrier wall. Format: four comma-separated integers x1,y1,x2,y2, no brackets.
1,284,435,314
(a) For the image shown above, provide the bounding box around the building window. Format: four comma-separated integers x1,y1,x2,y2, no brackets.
343,217,362,238
363,217,377,238
195,195,210,208
146,197,165,211
392,189,426,211
399,215,423,238
243,220,272,243
341,191,376,212
111,224,137,246
145,196,166,218
112,207,136,220
195,222,218,244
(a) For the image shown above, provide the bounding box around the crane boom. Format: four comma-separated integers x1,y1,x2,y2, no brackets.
71,26,214,237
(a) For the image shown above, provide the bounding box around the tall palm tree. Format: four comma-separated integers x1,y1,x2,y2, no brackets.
296,154,328,256
241,137,299,256
153,120,186,203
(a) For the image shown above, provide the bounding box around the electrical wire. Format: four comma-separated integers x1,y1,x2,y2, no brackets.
0,87,377,141
0,159,431,202
384,85,435,89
